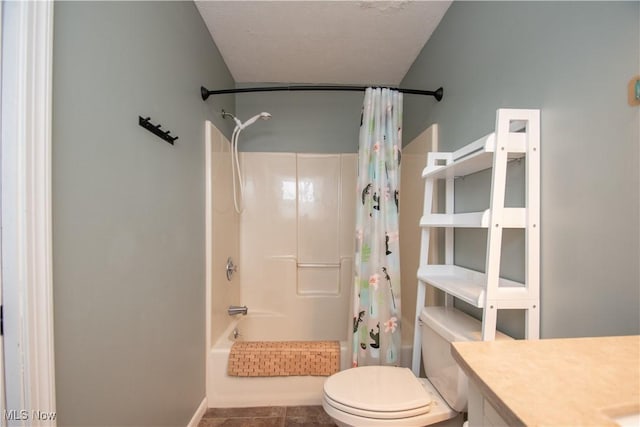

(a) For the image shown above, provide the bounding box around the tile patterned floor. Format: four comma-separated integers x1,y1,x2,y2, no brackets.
198,405,337,426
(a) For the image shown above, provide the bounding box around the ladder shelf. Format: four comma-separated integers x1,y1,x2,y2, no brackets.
411,109,540,375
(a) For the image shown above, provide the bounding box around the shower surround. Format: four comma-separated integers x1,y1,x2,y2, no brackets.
205,120,355,406
205,120,435,407
239,152,357,338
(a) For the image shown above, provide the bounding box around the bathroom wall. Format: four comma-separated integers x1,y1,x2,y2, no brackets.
239,153,357,340
235,86,363,153
52,2,234,425
207,122,241,346
401,1,640,338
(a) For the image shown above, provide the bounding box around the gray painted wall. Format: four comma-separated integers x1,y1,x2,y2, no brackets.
402,1,639,338
235,86,363,153
52,2,234,425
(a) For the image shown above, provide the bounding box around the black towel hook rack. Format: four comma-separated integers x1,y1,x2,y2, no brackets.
138,116,179,145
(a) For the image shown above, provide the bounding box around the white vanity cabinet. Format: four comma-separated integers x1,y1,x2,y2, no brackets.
467,381,510,427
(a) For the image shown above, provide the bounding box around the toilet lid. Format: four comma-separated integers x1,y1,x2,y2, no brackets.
323,366,432,414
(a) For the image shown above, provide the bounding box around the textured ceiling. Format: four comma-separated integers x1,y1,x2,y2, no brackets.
195,1,451,85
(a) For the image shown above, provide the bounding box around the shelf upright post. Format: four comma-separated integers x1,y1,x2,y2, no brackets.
482,110,512,341
413,155,435,375
525,110,541,340
444,169,455,308
412,151,451,375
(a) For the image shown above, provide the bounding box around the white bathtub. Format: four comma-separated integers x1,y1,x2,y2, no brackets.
206,312,350,408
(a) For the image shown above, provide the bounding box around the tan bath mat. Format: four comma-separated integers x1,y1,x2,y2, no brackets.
228,341,340,377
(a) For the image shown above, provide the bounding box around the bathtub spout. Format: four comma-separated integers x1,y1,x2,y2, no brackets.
228,305,248,316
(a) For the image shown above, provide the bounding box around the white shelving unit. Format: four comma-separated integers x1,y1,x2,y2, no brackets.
411,109,540,375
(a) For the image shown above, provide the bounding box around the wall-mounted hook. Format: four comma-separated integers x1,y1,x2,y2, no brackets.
138,116,178,145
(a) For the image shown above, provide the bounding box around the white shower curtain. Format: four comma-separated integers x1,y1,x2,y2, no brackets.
352,88,402,367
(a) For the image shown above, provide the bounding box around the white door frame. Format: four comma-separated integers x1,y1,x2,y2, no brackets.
1,0,56,424
0,2,5,419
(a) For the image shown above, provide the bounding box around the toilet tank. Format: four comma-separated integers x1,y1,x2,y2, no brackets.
419,306,512,412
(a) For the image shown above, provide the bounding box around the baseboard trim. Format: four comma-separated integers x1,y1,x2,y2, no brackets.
187,397,207,427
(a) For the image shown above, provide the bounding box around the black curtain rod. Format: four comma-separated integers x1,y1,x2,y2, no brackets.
200,85,443,102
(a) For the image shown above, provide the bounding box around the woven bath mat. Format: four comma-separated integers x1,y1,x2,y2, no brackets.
228,341,340,377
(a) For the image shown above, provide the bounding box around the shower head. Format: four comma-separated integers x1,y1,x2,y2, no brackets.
222,110,272,130
241,112,272,129
226,111,272,214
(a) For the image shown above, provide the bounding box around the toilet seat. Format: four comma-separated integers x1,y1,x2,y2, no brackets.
323,393,432,419
322,366,459,426
323,366,432,418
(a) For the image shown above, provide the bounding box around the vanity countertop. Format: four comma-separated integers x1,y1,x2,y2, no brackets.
451,335,640,426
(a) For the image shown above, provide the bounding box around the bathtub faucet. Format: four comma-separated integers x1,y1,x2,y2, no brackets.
227,305,248,316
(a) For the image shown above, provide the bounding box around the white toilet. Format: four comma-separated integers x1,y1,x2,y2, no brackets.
322,306,505,427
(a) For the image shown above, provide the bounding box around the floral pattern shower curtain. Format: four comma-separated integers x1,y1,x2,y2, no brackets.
352,88,402,367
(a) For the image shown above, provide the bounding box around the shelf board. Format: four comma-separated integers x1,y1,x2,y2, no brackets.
422,132,526,180
417,265,526,308
420,208,526,228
